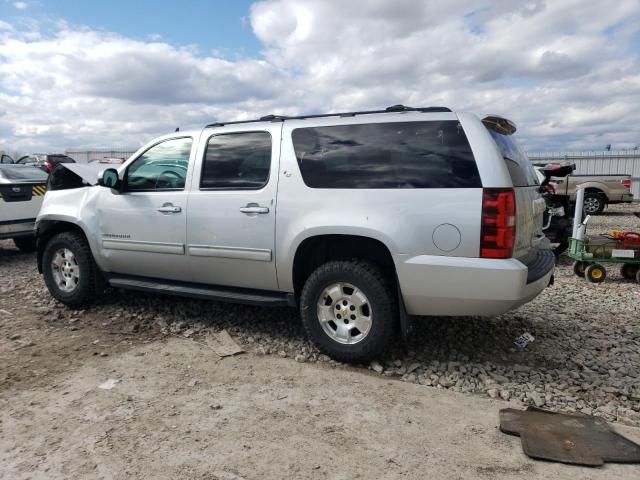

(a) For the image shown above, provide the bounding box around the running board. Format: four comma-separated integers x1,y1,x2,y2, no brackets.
106,274,295,307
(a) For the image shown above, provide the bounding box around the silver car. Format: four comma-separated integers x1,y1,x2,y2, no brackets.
36,105,554,362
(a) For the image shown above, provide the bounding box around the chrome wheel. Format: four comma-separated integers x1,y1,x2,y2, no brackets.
316,282,372,345
583,196,602,214
51,248,80,292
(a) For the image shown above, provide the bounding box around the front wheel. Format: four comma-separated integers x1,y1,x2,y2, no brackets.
573,261,588,278
42,231,101,308
299,261,397,363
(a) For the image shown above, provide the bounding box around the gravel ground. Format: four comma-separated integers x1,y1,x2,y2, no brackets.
2,204,639,426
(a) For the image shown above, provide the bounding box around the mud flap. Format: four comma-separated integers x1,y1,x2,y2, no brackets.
396,275,413,347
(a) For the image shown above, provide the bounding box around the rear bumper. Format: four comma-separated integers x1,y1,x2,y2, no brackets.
0,219,36,240
396,250,554,317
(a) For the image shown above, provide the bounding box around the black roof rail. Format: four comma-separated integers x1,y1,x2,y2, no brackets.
205,105,452,128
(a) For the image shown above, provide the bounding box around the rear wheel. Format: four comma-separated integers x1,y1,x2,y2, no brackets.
621,264,639,280
583,193,605,215
299,260,397,363
573,261,588,278
636,270,640,284
42,231,101,308
585,263,606,283
13,236,36,253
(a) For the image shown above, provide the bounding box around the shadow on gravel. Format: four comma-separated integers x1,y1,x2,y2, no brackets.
94,287,554,371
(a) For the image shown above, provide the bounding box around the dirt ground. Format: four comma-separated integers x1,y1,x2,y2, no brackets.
2,248,640,479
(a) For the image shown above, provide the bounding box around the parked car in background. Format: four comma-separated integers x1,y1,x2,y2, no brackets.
36,105,554,362
0,164,48,252
89,157,126,164
17,154,75,173
548,172,633,214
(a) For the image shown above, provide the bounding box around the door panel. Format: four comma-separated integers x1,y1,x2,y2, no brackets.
97,190,189,279
185,125,281,291
96,136,194,280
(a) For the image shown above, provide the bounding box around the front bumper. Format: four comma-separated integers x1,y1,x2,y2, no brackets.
0,220,36,240
395,250,555,317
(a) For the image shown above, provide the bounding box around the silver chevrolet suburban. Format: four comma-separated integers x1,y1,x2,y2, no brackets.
36,105,554,362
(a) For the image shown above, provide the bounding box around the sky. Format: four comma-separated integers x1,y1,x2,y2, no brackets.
0,0,639,155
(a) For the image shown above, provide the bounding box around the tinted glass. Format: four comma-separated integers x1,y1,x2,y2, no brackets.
201,132,271,189
126,137,192,191
0,166,48,181
488,130,538,187
292,121,481,189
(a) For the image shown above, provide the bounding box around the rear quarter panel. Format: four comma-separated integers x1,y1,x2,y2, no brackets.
275,112,492,292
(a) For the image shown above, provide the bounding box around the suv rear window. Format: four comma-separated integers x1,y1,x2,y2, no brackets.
488,130,538,187
0,166,48,181
292,121,481,189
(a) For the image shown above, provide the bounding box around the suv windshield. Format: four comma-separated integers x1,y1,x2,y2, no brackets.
488,130,538,187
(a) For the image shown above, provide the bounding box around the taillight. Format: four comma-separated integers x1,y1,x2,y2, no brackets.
480,188,516,259
44,161,52,172
544,184,555,194
620,178,631,190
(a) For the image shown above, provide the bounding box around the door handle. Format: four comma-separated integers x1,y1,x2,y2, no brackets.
157,203,182,214
239,204,269,214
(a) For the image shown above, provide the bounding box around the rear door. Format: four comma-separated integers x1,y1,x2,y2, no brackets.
487,129,547,259
185,124,281,291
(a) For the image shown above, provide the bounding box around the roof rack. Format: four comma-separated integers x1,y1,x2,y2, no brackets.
205,104,452,128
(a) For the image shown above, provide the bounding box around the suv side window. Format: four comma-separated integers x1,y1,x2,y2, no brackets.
201,132,271,189
292,121,481,189
126,137,192,192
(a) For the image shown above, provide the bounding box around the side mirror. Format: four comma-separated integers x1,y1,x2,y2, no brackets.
98,168,122,192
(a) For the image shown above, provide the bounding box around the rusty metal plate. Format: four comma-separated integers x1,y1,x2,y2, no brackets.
500,407,640,466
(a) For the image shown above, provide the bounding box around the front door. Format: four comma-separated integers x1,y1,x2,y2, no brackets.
185,125,281,291
96,136,195,281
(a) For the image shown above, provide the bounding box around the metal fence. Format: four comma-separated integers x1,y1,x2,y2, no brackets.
64,149,138,164
528,150,640,201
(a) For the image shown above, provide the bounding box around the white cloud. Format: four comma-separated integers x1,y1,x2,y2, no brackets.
0,0,639,155
13,1,28,10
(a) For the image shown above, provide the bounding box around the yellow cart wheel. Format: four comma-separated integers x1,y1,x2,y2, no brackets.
585,263,606,284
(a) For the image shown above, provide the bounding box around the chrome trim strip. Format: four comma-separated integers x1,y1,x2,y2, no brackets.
187,244,272,262
102,239,185,255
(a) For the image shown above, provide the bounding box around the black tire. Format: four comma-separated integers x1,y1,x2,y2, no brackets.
573,261,588,278
636,270,640,284
13,236,36,253
42,231,101,308
621,264,639,280
300,260,397,363
583,193,606,215
585,263,606,283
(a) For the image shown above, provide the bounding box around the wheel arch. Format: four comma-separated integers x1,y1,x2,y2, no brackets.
290,233,397,300
36,220,90,273
580,184,609,202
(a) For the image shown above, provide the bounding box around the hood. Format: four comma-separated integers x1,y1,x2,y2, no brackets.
49,162,106,190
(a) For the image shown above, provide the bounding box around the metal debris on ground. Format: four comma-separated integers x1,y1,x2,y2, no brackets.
514,332,535,349
500,407,640,466
206,329,245,357
98,378,119,390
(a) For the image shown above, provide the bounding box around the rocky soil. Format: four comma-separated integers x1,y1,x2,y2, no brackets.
2,204,639,428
